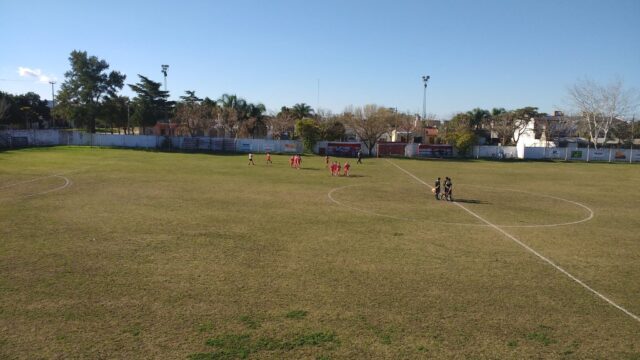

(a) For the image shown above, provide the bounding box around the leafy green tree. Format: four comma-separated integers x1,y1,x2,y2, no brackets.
444,112,476,155
0,92,51,129
467,108,490,131
55,50,125,132
128,75,171,134
295,118,320,152
98,95,129,133
180,90,203,104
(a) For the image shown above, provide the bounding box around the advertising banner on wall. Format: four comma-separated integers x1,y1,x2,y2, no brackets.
546,148,563,159
327,142,361,156
283,143,298,153
418,144,454,157
570,150,583,159
633,151,640,162
614,150,627,161
240,142,252,152
377,143,406,156
590,150,607,161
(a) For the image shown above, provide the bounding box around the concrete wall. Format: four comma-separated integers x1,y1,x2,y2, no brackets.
2,130,638,163
0,130,303,153
473,145,518,159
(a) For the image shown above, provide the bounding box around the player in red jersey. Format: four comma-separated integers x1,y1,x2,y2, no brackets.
266,152,272,165
343,161,351,176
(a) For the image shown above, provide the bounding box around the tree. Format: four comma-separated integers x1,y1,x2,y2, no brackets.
343,104,393,156
291,103,314,120
239,103,267,138
567,78,638,149
319,118,346,141
295,118,320,152
54,50,125,132
269,106,296,139
174,96,217,137
128,75,171,134
467,108,490,131
393,111,419,142
443,112,476,155
0,92,51,129
511,107,542,146
98,95,129,133
217,94,248,138
180,90,202,104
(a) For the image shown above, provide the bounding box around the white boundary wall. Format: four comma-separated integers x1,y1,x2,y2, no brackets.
1,130,638,162
473,145,518,159
0,130,303,154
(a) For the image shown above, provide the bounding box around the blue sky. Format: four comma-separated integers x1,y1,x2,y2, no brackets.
1,0,638,118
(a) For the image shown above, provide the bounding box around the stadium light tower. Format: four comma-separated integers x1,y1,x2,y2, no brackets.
421,75,430,120
161,64,170,134
161,64,169,91
49,81,56,127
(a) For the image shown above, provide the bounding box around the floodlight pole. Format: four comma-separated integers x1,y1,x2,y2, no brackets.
49,81,56,127
631,116,635,164
126,100,130,135
422,75,430,120
161,64,170,135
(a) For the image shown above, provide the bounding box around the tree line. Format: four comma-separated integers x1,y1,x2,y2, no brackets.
1,50,638,152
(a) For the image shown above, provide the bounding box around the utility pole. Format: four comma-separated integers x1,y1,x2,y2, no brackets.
421,75,430,120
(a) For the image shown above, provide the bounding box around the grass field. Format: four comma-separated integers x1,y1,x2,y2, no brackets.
1,146,639,359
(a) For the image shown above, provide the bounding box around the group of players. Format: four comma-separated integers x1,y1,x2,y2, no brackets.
249,152,352,177
433,177,454,201
326,156,351,176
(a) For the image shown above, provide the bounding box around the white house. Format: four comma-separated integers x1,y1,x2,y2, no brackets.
514,118,556,158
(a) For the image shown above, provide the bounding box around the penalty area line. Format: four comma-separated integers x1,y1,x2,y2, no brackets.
386,159,640,324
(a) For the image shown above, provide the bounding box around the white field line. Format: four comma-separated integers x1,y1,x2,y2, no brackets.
328,184,486,226
0,166,90,190
0,175,72,201
386,159,640,323
456,184,594,228
328,183,593,228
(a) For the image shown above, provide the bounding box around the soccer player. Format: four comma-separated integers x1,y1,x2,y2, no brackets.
266,152,272,164
446,177,454,201
444,177,453,201
357,150,363,164
434,177,441,200
325,155,330,168
248,152,255,165
343,161,350,176
337,162,341,176
289,156,295,168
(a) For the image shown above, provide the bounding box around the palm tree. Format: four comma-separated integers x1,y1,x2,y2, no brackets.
291,103,314,120
217,94,249,138
467,108,491,131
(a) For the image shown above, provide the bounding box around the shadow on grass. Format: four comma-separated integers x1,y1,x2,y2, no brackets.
453,198,489,204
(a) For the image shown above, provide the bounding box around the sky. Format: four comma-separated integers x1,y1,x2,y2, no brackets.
1,0,639,118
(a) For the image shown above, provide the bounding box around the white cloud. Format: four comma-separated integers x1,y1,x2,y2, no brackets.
18,66,56,83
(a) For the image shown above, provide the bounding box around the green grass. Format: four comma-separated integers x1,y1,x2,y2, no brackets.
0,146,639,359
